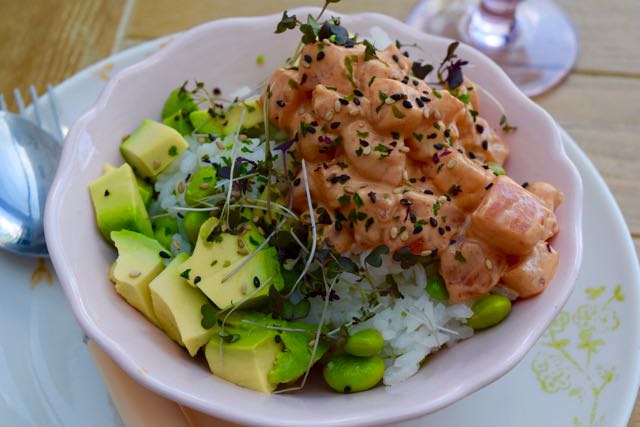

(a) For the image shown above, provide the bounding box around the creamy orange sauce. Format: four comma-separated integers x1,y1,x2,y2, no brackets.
264,40,563,302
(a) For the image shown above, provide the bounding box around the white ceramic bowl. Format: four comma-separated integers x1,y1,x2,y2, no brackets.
45,8,583,426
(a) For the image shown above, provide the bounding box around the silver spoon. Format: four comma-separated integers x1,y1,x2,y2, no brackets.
0,109,62,256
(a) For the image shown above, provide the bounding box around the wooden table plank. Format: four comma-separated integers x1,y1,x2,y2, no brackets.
0,0,126,109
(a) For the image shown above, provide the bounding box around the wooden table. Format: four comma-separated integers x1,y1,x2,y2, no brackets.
1,0,639,424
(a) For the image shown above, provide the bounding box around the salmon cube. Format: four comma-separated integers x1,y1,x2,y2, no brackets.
469,176,559,255
526,181,564,211
440,238,506,302
431,150,495,212
501,241,559,298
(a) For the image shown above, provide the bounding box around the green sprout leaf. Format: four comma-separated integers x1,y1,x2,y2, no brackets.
275,11,298,34
365,244,390,268
201,304,219,329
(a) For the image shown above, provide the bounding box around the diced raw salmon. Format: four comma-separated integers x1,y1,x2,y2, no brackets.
527,181,564,211
501,241,559,297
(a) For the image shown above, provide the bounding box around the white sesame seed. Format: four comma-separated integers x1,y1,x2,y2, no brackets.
308,339,316,347
390,70,402,80
172,240,181,250
324,110,334,121
302,62,310,68
334,100,342,112
128,270,141,278
399,146,410,153
447,159,457,169
323,39,331,45
238,248,249,256
252,215,260,223
238,134,247,141
385,97,395,104
422,107,430,118
390,227,399,239
393,187,404,194
237,238,245,248
152,160,161,170
177,182,185,193
348,106,359,116
240,282,247,295
438,195,448,203
362,146,371,155
434,110,442,120
199,183,210,190
198,136,206,144
421,250,432,257
485,259,493,269
216,140,225,149
400,230,409,241
402,169,409,181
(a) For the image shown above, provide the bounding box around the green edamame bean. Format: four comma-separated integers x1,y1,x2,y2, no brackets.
185,166,217,206
467,294,511,330
152,216,179,249
426,272,449,301
183,211,210,245
344,329,384,357
323,354,384,393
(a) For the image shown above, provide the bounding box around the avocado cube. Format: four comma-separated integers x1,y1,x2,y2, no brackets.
89,163,153,241
162,110,194,137
189,110,225,135
179,217,284,310
120,119,189,179
222,99,264,136
103,163,153,207
150,252,214,356
205,324,281,393
162,87,198,119
111,230,170,325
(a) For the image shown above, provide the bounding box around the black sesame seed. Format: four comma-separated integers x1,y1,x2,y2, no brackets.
194,276,201,284
353,97,361,106
438,227,445,235
475,124,485,134
400,198,412,206
390,93,404,101
354,89,364,97
104,189,110,196
412,80,419,86
293,177,301,186
427,133,438,139
433,143,444,150
392,54,399,62
275,335,282,343
339,98,349,105
482,165,490,169
276,100,285,107
403,51,410,57
450,239,457,245
390,141,397,147
335,221,343,231
402,100,413,109
391,131,400,139
469,152,476,159
253,276,261,288
317,51,325,61
303,54,313,63
368,192,377,203
429,217,438,227
177,212,184,219
311,120,318,126
413,226,423,234
159,251,170,259
522,182,529,188
481,140,489,150
444,129,451,138
415,98,425,108
423,189,434,195
359,139,369,147
330,121,341,129
307,126,316,134
319,146,328,153
445,225,451,232
420,96,430,102
409,178,417,183
485,182,494,190
213,87,221,95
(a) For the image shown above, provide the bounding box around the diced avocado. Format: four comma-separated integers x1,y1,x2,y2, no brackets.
183,211,209,245
149,253,214,356
104,163,153,207
488,163,505,176
223,99,264,136
205,312,328,393
185,166,218,206
152,215,179,249
120,119,189,179
189,110,224,134
89,163,153,241
162,86,198,119
162,111,194,136
179,217,284,310
111,230,170,325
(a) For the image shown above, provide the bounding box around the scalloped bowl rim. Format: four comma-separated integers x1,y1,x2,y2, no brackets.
45,8,583,426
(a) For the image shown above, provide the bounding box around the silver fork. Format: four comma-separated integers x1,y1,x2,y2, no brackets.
0,84,65,142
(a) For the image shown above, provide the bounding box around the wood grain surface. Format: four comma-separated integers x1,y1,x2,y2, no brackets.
1,0,638,424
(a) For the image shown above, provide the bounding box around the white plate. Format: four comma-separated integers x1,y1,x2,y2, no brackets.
3,35,639,427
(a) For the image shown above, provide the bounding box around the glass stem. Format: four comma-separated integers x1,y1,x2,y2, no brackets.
467,0,520,49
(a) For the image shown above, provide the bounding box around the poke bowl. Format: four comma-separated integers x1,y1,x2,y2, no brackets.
44,6,583,426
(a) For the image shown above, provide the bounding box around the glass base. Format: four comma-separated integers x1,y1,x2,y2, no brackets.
405,0,579,97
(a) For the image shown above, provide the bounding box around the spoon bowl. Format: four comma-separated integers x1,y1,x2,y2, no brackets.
0,111,61,257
